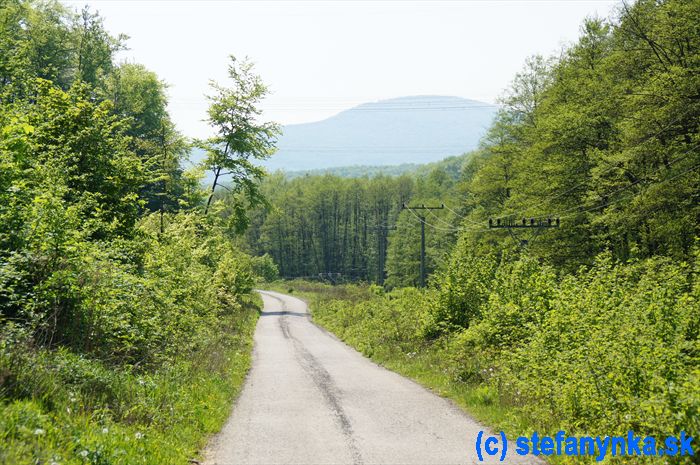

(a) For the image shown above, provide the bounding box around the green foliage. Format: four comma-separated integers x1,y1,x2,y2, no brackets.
426,244,499,335
313,286,433,357
0,305,257,465
497,254,699,440
250,253,279,283
0,2,270,463
103,63,195,215
0,1,123,97
2,79,145,240
197,56,280,223
245,168,463,285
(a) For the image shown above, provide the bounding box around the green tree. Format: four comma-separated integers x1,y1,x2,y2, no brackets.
104,63,195,221
197,56,279,228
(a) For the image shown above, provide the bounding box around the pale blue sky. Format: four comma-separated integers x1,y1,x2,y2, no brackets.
62,0,620,138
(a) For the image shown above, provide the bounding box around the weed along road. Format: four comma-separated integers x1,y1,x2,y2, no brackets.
204,290,541,465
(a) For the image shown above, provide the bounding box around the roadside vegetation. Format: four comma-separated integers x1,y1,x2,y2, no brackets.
1,0,698,462
0,1,272,463
282,250,698,464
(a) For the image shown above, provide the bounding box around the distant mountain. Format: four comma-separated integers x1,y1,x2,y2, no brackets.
263,96,497,172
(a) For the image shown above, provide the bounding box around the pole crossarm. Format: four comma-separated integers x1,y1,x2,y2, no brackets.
488,217,560,229
487,216,561,249
402,203,445,210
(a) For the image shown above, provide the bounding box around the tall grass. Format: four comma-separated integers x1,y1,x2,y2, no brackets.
0,304,258,465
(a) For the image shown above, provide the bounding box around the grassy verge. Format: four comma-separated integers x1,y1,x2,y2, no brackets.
271,273,699,465
0,299,259,465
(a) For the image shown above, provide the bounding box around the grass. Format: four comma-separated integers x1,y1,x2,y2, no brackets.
0,300,260,465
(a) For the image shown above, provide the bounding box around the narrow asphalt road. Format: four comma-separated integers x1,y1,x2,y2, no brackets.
204,290,541,465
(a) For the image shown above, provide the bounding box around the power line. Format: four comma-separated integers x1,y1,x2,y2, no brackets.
491,114,696,220
405,204,490,233
425,208,459,229
172,103,498,112
558,160,700,220
405,206,460,232
441,203,487,226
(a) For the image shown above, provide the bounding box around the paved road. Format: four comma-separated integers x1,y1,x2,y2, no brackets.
204,290,541,465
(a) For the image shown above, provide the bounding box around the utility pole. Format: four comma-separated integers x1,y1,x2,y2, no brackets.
369,225,396,286
402,203,444,287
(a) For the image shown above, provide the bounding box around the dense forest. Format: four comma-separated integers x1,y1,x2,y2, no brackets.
244,155,466,286
0,1,274,463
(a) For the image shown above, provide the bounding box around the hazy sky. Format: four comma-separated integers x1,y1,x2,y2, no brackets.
61,0,620,138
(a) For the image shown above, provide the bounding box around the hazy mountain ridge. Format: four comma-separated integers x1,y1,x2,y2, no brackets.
262,95,497,171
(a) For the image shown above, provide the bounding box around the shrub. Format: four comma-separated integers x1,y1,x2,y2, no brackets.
426,247,499,336
251,254,279,283
499,254,699,440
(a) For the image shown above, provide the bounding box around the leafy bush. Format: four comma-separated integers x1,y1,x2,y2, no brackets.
250,253,279,283
426,244,499,336
498,254,699,440
314,287,435,357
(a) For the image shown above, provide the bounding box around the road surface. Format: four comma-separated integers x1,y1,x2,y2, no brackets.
203,290,541,465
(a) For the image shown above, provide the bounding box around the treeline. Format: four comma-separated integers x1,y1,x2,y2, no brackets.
244,168,462,286
0,1,270,463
